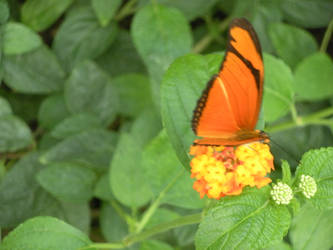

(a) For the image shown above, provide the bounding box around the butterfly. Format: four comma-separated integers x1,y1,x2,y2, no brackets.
192,18,269,146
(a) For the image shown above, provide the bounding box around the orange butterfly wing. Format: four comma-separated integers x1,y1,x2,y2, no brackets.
192,18,265,146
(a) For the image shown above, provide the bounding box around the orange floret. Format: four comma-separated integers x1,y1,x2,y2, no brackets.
189,142,274,199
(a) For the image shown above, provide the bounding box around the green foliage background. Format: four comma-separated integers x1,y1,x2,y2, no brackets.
0,0,333,249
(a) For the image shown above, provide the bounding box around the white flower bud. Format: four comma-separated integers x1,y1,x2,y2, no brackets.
299,175,317,199
271,182,293,205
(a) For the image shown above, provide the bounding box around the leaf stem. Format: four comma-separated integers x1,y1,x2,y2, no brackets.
320,18,333,53
115,0,137,21
192,16,232,53
266,106,333,133
135,169,185,233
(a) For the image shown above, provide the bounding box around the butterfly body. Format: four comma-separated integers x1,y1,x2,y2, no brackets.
192,18,267,146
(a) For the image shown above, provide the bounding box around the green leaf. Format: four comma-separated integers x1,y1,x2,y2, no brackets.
100,202,128,242
3,22,42,55
0,114,32,152
96,29,146,77
65,60,118,126
110,132,152,207
0,1,9,24
161,53,220,167
112,74,152,118
281,160,292,186
264,241,292,250
37,162,97,202
91,0,121,26
138,0,218,20
3,45,66,93
268,22,318,69
0,96,12,116
145,208,180,229
195,187,291,250
290,203,333,250
129,108,162,148
21,0,74,31
51,113,103,139
263,53,294,122
281,0,333,28
293,52,333,101
295,147,333,209
131,4,192,105
270,125,333,170
40,129,118,173
94,174,113,201
0,216,91,250
142,130,206,209
53,5,118,72
140,240,173,250
38,94,71,130
0,153,58,228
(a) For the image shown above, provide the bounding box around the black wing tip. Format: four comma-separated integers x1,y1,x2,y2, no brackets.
229,17,263,58
191,75,218,134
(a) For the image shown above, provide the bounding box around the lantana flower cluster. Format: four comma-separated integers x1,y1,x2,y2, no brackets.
189,142,274,199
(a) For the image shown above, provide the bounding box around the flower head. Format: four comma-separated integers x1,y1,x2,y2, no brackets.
189,142,274,199
271,182,293,205
299,174,317,199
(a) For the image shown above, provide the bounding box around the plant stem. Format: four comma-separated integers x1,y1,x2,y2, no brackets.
115,0,137,21
135,169,185,233
266,106,333,133
124,213,202,245
320,18,333,53
81,213,202,250
192,16,232,53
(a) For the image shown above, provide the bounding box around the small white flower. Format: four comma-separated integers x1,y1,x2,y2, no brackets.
271,182,293,205
299,175,317,199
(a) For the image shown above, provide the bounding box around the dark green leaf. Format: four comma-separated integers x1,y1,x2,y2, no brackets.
51,113,103,139
281,160,292,186
38,94,71,130
195,187,291,250
100,202,128,242
295,147,333,209
142,130,206,209
290,203,333,250
0,153,58,228
0,216,91,250
268,22,318,69
293,52,333,101
0,1,9,24
263,54,294,122
161,53,220,167
94,174,113,201
110,132,153,207
139,0,218,20
140,240,173,250
65,60,118,126
3,22,42,55
96,29,146,77
281,0,333,28
40,129,118,173
37,162,97,202
53,5,118,72
91,0,121,26
112,74,152,118
4,45,65,93
0,96,12,116
145,208,179,229
131,4,192,104
0,114,32,152
21,0,74,32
